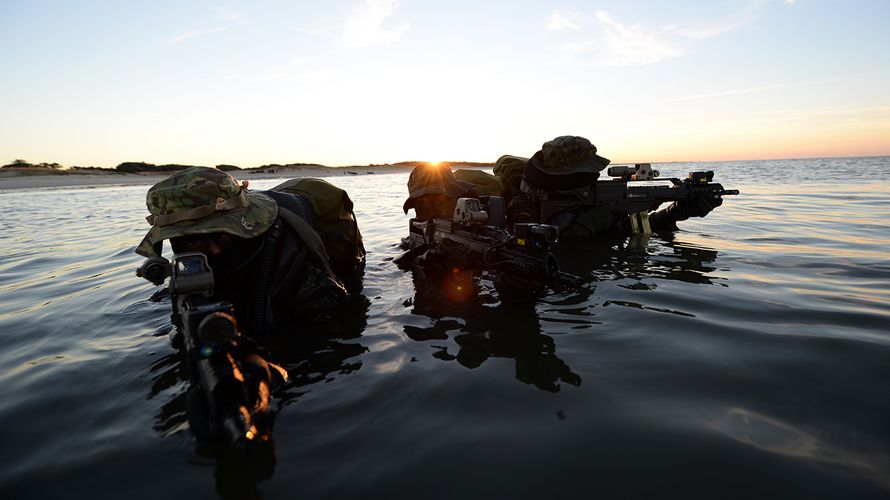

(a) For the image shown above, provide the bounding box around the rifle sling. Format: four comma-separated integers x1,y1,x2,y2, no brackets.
277,207,335,278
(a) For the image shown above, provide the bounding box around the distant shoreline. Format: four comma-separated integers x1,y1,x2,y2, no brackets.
0,165,423,191
0,163,502,191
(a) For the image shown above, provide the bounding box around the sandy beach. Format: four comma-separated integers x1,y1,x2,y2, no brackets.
0,165,416,191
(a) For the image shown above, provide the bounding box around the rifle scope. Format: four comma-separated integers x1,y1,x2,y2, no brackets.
513,223,559,249
171,253,215,296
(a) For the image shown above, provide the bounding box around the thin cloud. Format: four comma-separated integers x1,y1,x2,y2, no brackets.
675,74,860,101
594,11,680,66
168,27,227,45
341,0,409,48
670,0,768,39
213,5,241,21
551,40,596,66
676,83,790,101
552,0,769,66
548,10,582,31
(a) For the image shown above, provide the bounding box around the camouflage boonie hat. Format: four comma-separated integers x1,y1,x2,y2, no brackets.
402,164,473,214
524,136,611,191
135,167,278,257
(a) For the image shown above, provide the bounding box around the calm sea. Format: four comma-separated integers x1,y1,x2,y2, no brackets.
1,158,889,499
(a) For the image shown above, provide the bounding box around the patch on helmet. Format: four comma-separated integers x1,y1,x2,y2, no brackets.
241,216,255,231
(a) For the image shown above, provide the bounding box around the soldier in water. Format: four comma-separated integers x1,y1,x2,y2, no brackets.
498,136,723,236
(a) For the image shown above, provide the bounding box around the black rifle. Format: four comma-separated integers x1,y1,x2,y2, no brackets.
137,252,286,448
402,198,582,298
538,170,739,232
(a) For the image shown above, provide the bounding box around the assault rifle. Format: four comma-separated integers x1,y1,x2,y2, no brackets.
402,197,582,298
536,167,739,233
136,253,286,449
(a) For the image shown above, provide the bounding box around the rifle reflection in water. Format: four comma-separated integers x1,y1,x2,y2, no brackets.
404,271,582,393
146,293,370,499
553,232,723,287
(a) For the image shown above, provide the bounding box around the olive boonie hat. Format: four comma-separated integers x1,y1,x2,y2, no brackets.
135,167,277,257
524,136,611,191
402,164,473,214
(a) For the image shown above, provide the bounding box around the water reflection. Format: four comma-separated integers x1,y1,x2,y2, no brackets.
405,272,581,393
399,232,728,392
145,292,371,499
269,296,371,410
715,407,890,491
555,233,724,286
199,440,278,500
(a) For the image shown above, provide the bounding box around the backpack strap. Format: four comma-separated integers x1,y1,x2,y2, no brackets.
277,207,335,278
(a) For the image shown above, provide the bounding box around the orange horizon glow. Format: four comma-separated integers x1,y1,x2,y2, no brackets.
2,3,889,171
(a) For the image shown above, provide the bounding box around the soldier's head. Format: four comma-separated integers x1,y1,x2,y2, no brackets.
522,136,610,193
402,164,474,220
136,167,277,258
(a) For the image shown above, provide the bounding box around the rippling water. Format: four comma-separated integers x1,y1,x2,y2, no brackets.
1,158,889,499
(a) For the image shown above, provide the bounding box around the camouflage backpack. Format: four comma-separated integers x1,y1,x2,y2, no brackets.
492,155,528,204
271,178,365,290
453,169,503,197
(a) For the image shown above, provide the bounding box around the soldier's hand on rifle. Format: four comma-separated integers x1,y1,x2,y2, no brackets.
674,193,723,219
415,248,453,273
688,193,723,218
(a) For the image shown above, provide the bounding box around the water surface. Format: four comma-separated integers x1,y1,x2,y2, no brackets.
1,158,889,499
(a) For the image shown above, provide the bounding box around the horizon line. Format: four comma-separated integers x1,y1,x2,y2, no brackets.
5,153,890,171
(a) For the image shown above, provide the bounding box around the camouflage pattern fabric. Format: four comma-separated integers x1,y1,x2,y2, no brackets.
534,136,610,175
136,167,277,257
403,164,474,214
522,136,611,193
493,155,528,179
506,193,619,237
558,206,619,237
454,169,503,197
283,261,350,322
493,155,528,202
270,177,366,291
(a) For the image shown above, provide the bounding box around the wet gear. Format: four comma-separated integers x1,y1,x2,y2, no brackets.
506,136,721,236
137,167,278,258
136,168,356,337
271,178,366,291
402,164,474,214
493,155,528,204
453,169,503,198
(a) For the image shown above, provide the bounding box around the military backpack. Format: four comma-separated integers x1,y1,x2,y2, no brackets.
271,178,366,291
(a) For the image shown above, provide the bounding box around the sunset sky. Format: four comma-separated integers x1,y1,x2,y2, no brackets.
1,0,888,167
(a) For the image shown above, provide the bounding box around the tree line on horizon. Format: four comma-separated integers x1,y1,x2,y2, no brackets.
2,159,494,172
